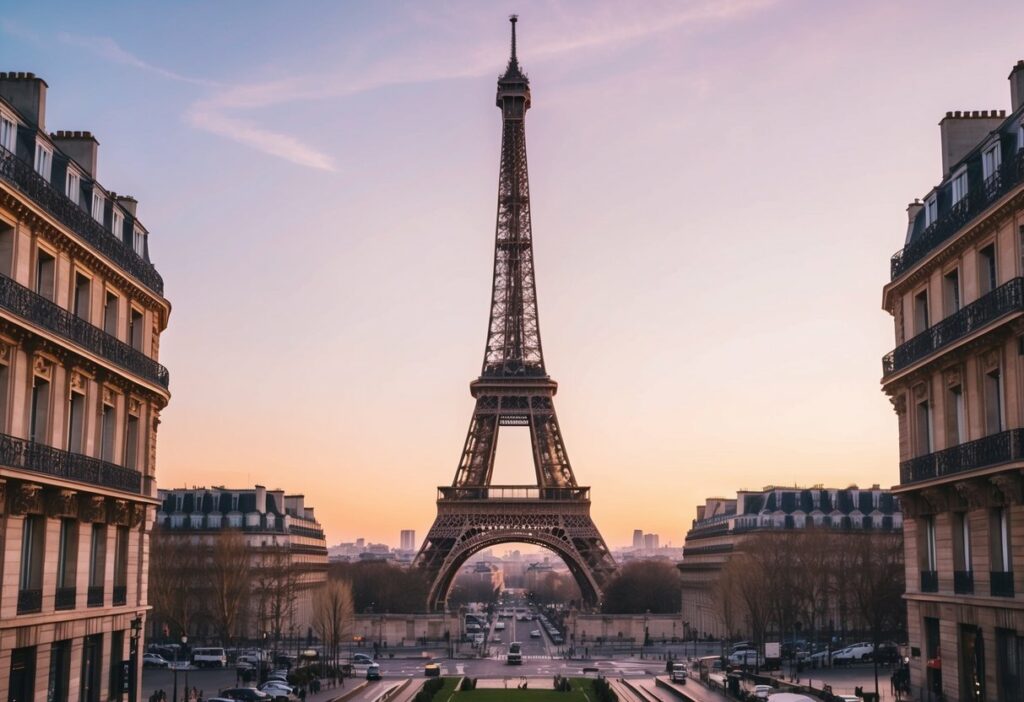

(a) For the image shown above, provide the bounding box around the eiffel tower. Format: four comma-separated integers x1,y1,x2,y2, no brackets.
415,16,617,611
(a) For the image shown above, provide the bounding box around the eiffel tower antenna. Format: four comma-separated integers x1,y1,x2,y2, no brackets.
415,15,616,612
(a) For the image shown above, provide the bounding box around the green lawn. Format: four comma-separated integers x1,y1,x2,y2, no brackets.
438,677,594,702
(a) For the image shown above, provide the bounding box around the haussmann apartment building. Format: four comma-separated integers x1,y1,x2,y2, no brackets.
0,73,171,702
881,61,1024,700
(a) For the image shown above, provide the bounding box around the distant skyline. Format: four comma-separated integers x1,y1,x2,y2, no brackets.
3,0,1024,547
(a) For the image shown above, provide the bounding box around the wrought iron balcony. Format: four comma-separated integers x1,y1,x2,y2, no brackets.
883,277,1024,377
17,589,42,614
438,485,590,501
87,585,104,607
954,570,974,594
55,586,76,610
113,585,127,606
991,570,1015,598
920,570,939,593
891,149,1024,279
899,429,1024,484
0,432,142,493
0,274,169,389
0,146,164,294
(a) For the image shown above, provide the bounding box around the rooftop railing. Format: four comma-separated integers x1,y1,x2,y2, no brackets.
899,429,1024,484
0,431,141,493
882,277,1024,377
891,149,1024,280
438,485,590,501
0,146,164,294
0,274,169,389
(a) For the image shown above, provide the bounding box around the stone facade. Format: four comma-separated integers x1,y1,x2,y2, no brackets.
881,61,1024,701
678,486,902,640
152,486,328,641
0,73,171,702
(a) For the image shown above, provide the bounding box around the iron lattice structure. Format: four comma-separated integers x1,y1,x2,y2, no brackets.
416,17,617,611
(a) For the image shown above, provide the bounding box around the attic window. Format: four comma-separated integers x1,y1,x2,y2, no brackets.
925,194,938,226
66,169,80,205
951,167,968,205
0,113,14,152
983,143,1002,180
33,141,52,180
91,191,104,223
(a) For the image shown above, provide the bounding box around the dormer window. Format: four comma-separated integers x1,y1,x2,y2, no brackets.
983,143,1002,180
951,167,969,205
91,191,105,223
1019,122,1024,151
33,141,52,180
0,114,14,152
111,209,123,239
65,170,80,205
925,194,938,226
133,226,145,256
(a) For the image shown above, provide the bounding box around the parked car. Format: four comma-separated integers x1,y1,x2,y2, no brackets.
728,650,764,667
874,642,900,665
753,685,773,699
220,689,270,702
192,648,227,668
366,663,382,681
143,654,169,668
424,664,440,677
351,653,373,665
258,682,293,695
833,642,874,662
530,630,541,638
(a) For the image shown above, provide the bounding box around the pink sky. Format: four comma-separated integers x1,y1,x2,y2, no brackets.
5,0,1023,547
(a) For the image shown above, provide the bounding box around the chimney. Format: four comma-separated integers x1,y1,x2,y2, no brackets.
50,131,99,178
115,195,138,217
254,485,267,514
1010,60,1024,113
939,110,1006,176
0,72,48,130
906,199,923,241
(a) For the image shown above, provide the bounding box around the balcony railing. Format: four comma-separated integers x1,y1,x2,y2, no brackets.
17,589,42,614
899,429,1024,484
891,149,1024,279
954,570,974,594
991,570,1015,598
883,278,1024,376
112,585,127,606
55,586,76,610
0,146,164,294
0,274,169,389
920,570,939,593
437,485,590,501
87,586,104,607
0,432,141,493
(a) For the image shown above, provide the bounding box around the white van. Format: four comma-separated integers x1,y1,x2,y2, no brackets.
191,648,227,668
670,663,688,683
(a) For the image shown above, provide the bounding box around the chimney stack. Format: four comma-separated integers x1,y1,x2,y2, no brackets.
1010,60,1024,113
115,195,137,217
939,110,1005,176
254,485,267,514
0,72,48,130
906,199,924,242
50,131,99,178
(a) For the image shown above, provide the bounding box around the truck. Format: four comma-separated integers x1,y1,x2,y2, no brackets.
507,641,522,665
670,662,688,683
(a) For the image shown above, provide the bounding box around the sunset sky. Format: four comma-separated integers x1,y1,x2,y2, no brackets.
3,0,1023,548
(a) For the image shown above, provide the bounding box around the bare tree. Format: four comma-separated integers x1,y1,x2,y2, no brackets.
253,544,300,643
313,579,354,673
206,529,252,644
849,531,905,698
713,559,741,640
149,527,202,639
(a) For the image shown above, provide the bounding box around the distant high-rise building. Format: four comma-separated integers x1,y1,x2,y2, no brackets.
400,529,416,551
643,533,659,550
355,537,365,548
632,529,643,549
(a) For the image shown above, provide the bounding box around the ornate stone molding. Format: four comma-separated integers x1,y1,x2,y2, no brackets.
890,394,907,415
991,472,1024,505
130,503,147,529
44,488,79,518
914,383,929,401
78,494,107,522
981,347,1001,372
920,485,963,513
10,482,43,515
944,367,962,388
128,397,142,416
109,499,131,526
70,370,87,393
954,480,999,510
33,354,52,380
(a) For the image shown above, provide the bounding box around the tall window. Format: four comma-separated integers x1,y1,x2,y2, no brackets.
979,243,998,295
48,640,71,702
983,143,1002,180
0,219,13,277
996,628,1024,702
80,634,102,702
19,515,44,596
944,269,961,315
109,631,125,701
74,273,91,321
88,524,106,597
124,413,139,471
103,292,119,337
985,367,1004,435
954,512,972,572
132,227,144,256
65,170,80,205
34,141,52,180
961,624,986,701
36,249,55,301
992,507,1012,572
67,390,85,453
925,194,939,226
924,515,937,571
914,290,930,334
100,400,116,462
0,113,15,152
946,384,966,446
916,399,932,454
129,308,143,351
30,374,50,444
56,518,78,606
91,191,104,223
113,527,129,605
8,647,36,702
952,167,969,205
111,209,123,240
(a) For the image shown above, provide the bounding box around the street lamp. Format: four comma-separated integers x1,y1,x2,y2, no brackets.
129,615,143,702
173,635,188,702
641,610,650,660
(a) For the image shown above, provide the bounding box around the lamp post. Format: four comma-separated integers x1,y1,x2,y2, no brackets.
181,636,189,702
129,615,143,702
641,610,650,660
